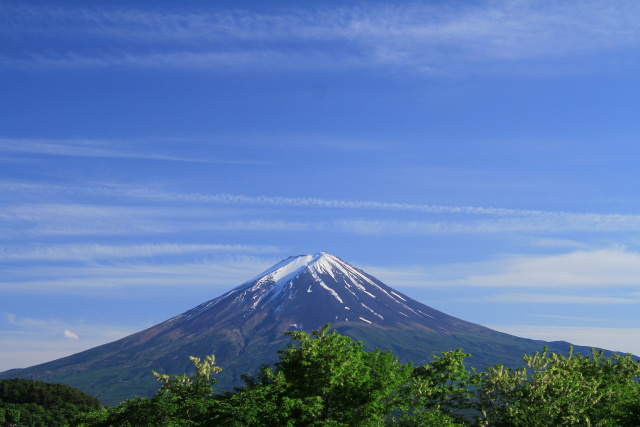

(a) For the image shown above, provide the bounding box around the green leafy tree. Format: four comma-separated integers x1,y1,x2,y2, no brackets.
78,355,221,427
211,324,415,426
400,349,473,425
211,367,296,426
473,347,640,426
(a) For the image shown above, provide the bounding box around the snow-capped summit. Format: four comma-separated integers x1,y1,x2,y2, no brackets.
168,252,457,332
245,252,331,289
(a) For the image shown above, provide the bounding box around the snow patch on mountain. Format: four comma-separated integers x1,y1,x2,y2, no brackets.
246,253,323,287
391,291,406,301
309,262,344,303
361,303,384,320
175,252,439,328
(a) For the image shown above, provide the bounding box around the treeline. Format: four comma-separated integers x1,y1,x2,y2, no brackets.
9,324,640,426
0,378,102,427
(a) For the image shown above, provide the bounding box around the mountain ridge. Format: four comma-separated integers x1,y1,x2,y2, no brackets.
0,252,619,405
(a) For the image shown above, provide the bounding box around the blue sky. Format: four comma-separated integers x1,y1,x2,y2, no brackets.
3,0,640,371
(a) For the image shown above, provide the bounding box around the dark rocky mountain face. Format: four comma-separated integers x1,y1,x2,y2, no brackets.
0,253,597,405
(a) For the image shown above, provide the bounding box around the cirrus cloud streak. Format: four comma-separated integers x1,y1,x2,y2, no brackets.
2,1,640,74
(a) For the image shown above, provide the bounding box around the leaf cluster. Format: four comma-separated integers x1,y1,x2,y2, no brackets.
474,347,640,426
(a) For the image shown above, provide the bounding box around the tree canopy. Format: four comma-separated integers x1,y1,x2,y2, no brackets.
0,378,102,427
71,324,640,426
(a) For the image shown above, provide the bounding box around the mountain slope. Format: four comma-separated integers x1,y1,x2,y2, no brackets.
0,253,610,405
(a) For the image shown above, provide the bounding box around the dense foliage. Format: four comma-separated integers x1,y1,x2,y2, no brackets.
0,378,102,427
71,325,640,426
474,347,640,426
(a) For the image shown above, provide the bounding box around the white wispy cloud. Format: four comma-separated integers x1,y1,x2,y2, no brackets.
73,189,545,216
4,184,640,237
7,245,637,297
2,1,640,73
75,190,640,231
1,181,630,219
0,256,276,291
529,314,613,323
488,325,640,355
365,247,640,291
0,137,259,164
61,329,79,340
0,203,177,236
4,313,129,341
0,243,281,261
0,133,381,167
455,247,640,288
1,313,138,371
529,238,592,249
337,215,640,234
0,202,320,237
489,293,640,304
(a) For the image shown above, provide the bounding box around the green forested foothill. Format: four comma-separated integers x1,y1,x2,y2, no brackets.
0,378,102,427
71,324,640,427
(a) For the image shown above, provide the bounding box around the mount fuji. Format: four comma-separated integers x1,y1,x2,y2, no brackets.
0,252,603,405
169,252,467,333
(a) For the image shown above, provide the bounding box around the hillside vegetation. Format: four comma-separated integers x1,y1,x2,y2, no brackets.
0,378,102,426
73,324,640,427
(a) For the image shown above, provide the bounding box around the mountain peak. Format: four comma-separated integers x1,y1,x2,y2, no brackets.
246,252,332,288
172,252,444,331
